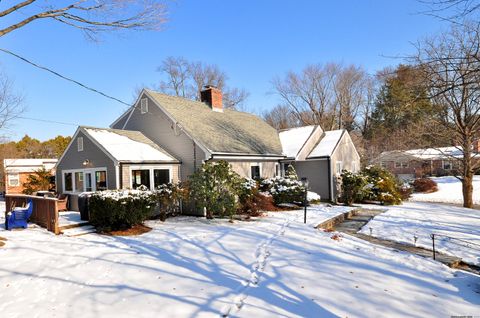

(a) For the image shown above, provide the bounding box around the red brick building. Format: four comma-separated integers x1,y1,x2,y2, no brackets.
375,146,480,181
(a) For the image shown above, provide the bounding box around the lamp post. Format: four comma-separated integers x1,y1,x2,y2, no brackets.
301,177,309,224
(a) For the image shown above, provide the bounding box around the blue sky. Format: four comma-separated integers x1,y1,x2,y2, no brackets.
1,0,449,141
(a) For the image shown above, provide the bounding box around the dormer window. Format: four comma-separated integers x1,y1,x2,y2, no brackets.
140,98,148,114
77,137,84,152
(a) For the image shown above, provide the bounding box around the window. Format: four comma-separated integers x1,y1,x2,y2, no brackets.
275,163,280,177
154,169,170,188
443,160,453,170
95,171,107,191
75,172,84,192
140,98,148,114
64,172,73,191
336,161,343,174
77,137,84,152
394,161,408,168
352,162,357,173
132,170,150,189
251,165,261,179
380,161,387,168
7,173,19,187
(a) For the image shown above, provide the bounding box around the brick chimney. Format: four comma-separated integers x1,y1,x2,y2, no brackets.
200,85,223,112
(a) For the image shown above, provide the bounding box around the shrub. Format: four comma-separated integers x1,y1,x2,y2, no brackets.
154,182,189,221
89,188,156,231
237,178,262,216
362,165,403,205
398,183,414,200
22,168,54,194
285,165,299,180
412,178,438,193
189,161,243,219
340,170,368,206
262,176,305,205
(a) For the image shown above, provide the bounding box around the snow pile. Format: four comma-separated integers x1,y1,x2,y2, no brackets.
0,202,478,317
360,201,480,265
411,176,480,205
307,191,321,201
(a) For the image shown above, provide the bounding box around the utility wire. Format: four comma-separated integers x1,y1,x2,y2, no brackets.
17,116,79,126
0,47,131,107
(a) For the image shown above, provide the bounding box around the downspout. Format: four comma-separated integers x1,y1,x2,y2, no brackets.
327,157,333,202
119,162,123,189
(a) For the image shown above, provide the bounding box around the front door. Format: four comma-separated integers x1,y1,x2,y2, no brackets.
85,172,93,192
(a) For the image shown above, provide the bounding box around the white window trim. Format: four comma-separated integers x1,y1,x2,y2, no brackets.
249,163,262,179
77,137,84,152
7,173,20,187
62,167,108,193
274,163,280,177
336,161,343,175
129,165,173,190
140,98,148,114
442,160,452,170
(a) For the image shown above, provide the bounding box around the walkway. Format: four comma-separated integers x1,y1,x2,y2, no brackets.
319,208,480,275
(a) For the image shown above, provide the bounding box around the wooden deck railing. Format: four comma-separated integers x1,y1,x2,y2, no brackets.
5,194,60,234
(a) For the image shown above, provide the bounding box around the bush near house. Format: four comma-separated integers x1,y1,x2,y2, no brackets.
412,178,438,193
155,182,189,221
22,168,54,195
189,160,244,219
89,187,156,231
340,166,404,205
261,177,306,205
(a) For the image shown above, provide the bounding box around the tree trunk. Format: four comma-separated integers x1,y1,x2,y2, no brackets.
462,174,474,208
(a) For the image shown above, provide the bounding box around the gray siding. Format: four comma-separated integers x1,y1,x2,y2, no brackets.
292,160,330,201
221,160,278,179
112,94,205,181
56,130,117,193
331,132,361,175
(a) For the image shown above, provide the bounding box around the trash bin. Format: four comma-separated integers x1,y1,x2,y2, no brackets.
78,192,94,221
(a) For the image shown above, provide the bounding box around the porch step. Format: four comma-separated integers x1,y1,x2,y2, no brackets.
61,225,96,237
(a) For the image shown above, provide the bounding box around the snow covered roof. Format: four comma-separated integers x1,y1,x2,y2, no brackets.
308,130,345,158
4,158,58,173
380,146,480,161
279,126,316,158
82,127,178,162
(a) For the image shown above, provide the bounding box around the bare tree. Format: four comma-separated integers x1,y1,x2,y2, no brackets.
156,56,249,110
413,22,480,208
262,105,301,130
420,0,480,21
271,63,372,131
0,73,24,134
0,0,168,40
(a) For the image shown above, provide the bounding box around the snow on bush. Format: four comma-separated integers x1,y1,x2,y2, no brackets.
89,187,157,231
261,176,305,205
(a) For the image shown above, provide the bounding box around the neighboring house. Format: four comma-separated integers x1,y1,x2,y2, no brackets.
56,86,360,207
279,126,361,200
3,158,58,194
375,145,480,180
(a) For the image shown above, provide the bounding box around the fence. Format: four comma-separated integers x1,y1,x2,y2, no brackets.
5,194,60,234
430,233,480,260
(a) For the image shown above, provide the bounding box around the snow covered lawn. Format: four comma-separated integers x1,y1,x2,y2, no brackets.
0,203,478,317
360,202,480,265
410,175,480,205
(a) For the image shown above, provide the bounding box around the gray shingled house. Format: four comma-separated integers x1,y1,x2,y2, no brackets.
56,86,360,203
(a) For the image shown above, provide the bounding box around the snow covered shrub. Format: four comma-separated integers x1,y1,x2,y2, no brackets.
285,165,299,180
362,165,402,205
89,188,157,231
412,178,438,193
266,176,306,205
237,178,265,217
340,170,368,206
189,160,243,219
154,182,189,221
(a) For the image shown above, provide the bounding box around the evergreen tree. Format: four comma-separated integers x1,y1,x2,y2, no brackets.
285,165,299,180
